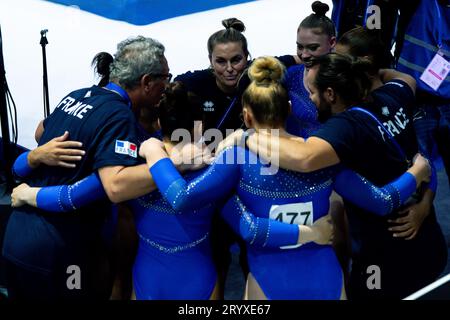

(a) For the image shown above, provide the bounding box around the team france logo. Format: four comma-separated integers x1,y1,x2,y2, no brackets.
115,140,137,158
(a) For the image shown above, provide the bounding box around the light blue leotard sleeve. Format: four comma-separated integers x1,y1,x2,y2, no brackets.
333,168,417,216
220,195,299,248
12,150,107,212
149,147,242,211
35,172,107,212
150,147,303,248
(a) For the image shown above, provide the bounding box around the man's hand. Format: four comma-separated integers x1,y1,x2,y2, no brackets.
28,131,85,168
388,200,430,240
310,213,334,245
409,153,431,185
140,138,214,171
11,183,39,207
139,137,165,159
171,142,214,173
139,137,169,167
216,129,244,155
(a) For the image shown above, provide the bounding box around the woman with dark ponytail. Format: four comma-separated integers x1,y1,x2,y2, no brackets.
285,1,336,139
91,52,114,87
297,1,336,66
283,1,353,285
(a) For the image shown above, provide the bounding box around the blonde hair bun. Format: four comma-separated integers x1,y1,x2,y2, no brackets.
248,56,284,86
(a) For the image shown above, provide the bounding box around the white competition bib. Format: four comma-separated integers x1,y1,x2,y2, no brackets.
420,52,450,91
269,202,313,250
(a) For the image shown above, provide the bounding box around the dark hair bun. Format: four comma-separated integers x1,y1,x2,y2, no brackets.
350,56,374,75
312,1,329,16
91,52,113,77
222,18,246,32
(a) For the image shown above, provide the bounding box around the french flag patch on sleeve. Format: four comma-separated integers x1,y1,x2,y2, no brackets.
115,140,137,158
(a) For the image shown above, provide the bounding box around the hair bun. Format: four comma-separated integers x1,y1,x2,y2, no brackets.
350,56,374,74
311,1,329,16
92,52,113,77
248,56,284,85
222,18,246,32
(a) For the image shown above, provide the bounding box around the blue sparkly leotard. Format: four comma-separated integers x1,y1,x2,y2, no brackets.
128,168,219,300
129,127,219,300
285,64,321,137
128,149,312,299
126,126,307,300
150,145,417,299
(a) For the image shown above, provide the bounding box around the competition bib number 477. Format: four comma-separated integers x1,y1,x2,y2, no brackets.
269,202,313,250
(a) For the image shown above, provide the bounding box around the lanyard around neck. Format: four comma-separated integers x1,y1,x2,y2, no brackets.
216,97,237,130
105,82,131,107
350,107,408,163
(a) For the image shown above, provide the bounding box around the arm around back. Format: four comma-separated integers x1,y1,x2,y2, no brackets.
98,164,155,204
246,132,340,173
379,69,416,94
